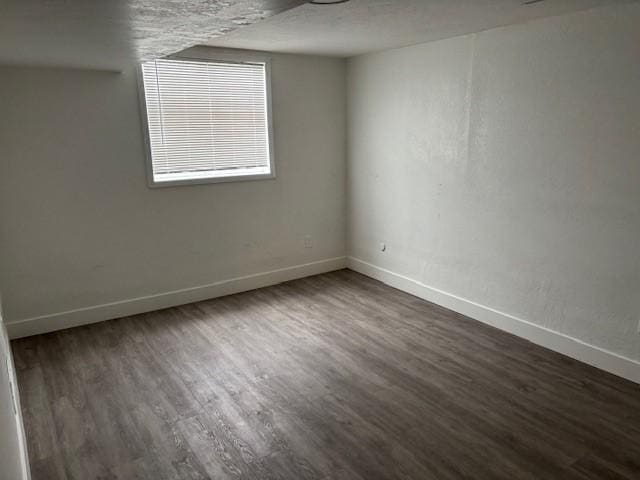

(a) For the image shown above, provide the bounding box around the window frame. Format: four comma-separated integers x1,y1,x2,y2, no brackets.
137,51,276,188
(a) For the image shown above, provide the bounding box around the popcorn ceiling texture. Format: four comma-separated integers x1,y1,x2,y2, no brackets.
129,0,306,60
205,0,634,57
0,0,305,69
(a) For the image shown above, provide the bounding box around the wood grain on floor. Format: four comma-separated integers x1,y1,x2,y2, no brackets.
11,270,640,479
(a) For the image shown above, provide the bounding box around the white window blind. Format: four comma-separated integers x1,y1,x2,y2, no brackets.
141,57,273,185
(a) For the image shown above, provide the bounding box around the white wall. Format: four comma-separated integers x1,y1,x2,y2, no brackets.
0,51,346,334
0,299,30,480
348,4,640,364
1,4,638,380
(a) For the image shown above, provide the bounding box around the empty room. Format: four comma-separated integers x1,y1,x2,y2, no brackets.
1,0,639,479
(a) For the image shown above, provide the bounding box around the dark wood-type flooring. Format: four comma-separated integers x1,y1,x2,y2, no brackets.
11,270,640,479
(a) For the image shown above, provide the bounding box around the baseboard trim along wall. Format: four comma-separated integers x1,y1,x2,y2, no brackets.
347,256,640,385
6,256,347,339
8,254,638,384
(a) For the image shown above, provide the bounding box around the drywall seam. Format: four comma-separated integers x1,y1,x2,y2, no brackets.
347,257,640,385
6,257,347,339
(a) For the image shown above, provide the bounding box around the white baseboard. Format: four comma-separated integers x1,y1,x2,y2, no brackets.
8,254,638,384
347,256,640,385
6,257,347,339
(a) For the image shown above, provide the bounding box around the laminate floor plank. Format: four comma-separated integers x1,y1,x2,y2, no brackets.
12,270,640,479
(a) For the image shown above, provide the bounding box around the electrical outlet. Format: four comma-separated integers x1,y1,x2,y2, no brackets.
304,235,313,249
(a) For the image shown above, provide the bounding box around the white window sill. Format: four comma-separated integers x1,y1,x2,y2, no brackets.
149,167,275,188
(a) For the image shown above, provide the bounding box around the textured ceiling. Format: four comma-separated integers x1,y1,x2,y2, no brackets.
204,0,637,57
2,0,637,70
0,0,304,70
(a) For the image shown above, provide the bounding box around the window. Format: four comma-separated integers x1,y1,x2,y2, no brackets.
139,56,274,186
